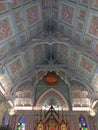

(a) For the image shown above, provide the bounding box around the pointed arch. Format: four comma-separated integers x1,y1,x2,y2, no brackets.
36,88,69,110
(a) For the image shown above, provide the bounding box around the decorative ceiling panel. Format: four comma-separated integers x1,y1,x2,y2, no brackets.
10,0,20,8
91,0,98,9
59,43,69,58
86,12,98,39
70,49,78,65
0,1,43,60
0,43,9,56
0,3,8,13
78,55,96,75
19,32,28,44
92,40,98,54
33,44,45,65
83,36,92,48
59,2,74,25
9,38,18,50
16,22,26,33
0,16,15,43
13,8,23,22
28,27,35,39
57,0,98,55
26,3,42,26
76,21,84,32
78,8,86,20
5,55,24,77
80,0,89,6
73,31,82,44
25,49,34,66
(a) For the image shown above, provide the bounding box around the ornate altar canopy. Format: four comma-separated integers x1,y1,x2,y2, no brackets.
36,105,67,130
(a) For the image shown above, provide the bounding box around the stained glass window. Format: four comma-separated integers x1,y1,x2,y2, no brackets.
61,121,67,130
79,115,88,130
17,115,26,130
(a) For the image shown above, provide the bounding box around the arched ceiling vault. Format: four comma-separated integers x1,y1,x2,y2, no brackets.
0,0,98,111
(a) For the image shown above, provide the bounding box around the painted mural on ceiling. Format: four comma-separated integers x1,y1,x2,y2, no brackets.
0,0,98,111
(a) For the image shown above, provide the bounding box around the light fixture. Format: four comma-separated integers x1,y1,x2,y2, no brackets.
44,71,58,85
89,108,96,117
8,108,16,116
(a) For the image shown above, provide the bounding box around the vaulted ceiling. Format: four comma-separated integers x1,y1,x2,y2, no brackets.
0,0,98,112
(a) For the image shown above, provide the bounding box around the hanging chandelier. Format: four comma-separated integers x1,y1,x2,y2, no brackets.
44,71,58,85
